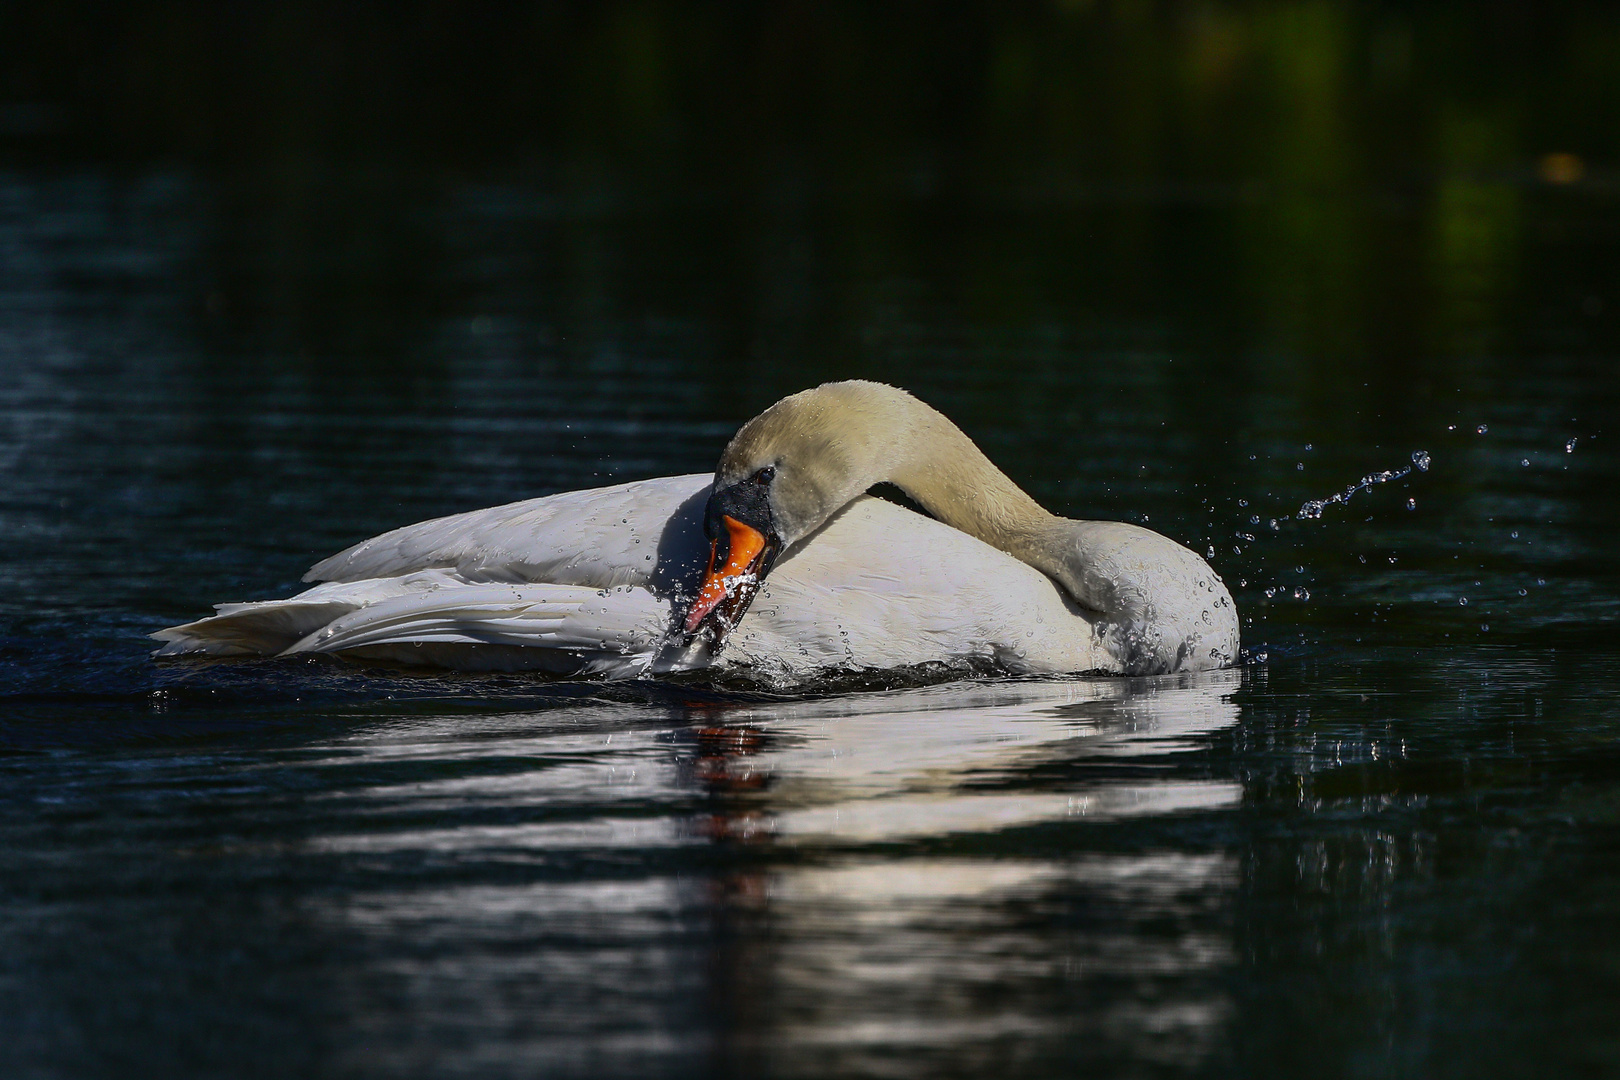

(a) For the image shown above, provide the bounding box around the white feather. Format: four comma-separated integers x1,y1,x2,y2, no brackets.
153,382,1239,678
152,478,1114,678
302,475,711,591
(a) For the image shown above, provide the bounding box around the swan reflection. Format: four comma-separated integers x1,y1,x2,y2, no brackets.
687,672,1241,1071
690,672,1241,845
300,670,1242,1073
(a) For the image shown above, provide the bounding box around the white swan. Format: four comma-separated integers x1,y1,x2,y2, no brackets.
153,381,1238,679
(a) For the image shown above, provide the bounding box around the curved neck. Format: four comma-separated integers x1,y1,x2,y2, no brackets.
721,381,1072,574
883,401,1063,564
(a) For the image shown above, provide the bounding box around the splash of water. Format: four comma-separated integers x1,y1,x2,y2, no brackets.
1296,450,1431,521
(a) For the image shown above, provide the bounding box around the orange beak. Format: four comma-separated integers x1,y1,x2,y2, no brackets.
683,515,770,636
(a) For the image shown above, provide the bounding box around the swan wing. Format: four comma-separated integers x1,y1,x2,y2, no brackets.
282,581,669,677
152,575,443,657
154,489,1122,679
302,474,712,593
154,569,673,677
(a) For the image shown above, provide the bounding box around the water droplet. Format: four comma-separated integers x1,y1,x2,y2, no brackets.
1269,519,1280,530
1238,499,1248,507
1566,437,1578,453
1295,565,1304,574
1521,458,1531,467
1510,530,1519,539
1296,462,1305,471
1481,623,1489,632
1477,424,1488,435
1412,450,1431,471
1358,554,1367,563
1537,578,1546,586
1459,597,1469,606
1207,545,1216,558
1406,498,1416,510
1304,443,1313,451
1250,515,1260,525
1518,587,1528,596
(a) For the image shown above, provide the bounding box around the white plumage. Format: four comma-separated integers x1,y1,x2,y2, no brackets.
155,382,1239,679
153,474,1120,678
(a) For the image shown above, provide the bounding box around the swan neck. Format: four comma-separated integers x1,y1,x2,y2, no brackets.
882,403,1061,560
720,380,1063,561
888,425,1111,618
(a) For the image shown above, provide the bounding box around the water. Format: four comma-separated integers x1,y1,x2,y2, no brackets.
5,5,1620,1077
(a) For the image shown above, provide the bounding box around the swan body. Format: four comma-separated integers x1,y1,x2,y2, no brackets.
155,383,1239,679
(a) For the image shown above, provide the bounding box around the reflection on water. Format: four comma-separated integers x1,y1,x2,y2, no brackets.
709,676,1241,842
279,675,1241,1075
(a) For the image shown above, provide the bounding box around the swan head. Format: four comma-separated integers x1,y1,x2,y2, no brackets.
681,382,903,644
681,464,783,642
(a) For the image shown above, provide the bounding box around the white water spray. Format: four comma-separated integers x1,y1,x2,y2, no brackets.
1297,450,1431,521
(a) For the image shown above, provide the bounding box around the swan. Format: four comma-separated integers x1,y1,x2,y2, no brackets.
153,381,1238,679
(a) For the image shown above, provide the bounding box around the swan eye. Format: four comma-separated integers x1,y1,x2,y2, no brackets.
753,466,776,485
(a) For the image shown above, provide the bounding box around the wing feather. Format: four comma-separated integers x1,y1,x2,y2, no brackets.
302,474,711,592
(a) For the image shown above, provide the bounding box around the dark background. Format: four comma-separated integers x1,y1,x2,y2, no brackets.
3,4,1619,1078
7,0,1618,387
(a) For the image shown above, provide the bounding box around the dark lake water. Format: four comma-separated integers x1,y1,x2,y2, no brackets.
4,5,1620,1077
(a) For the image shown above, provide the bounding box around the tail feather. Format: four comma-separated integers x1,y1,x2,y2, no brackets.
152,571,676,677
